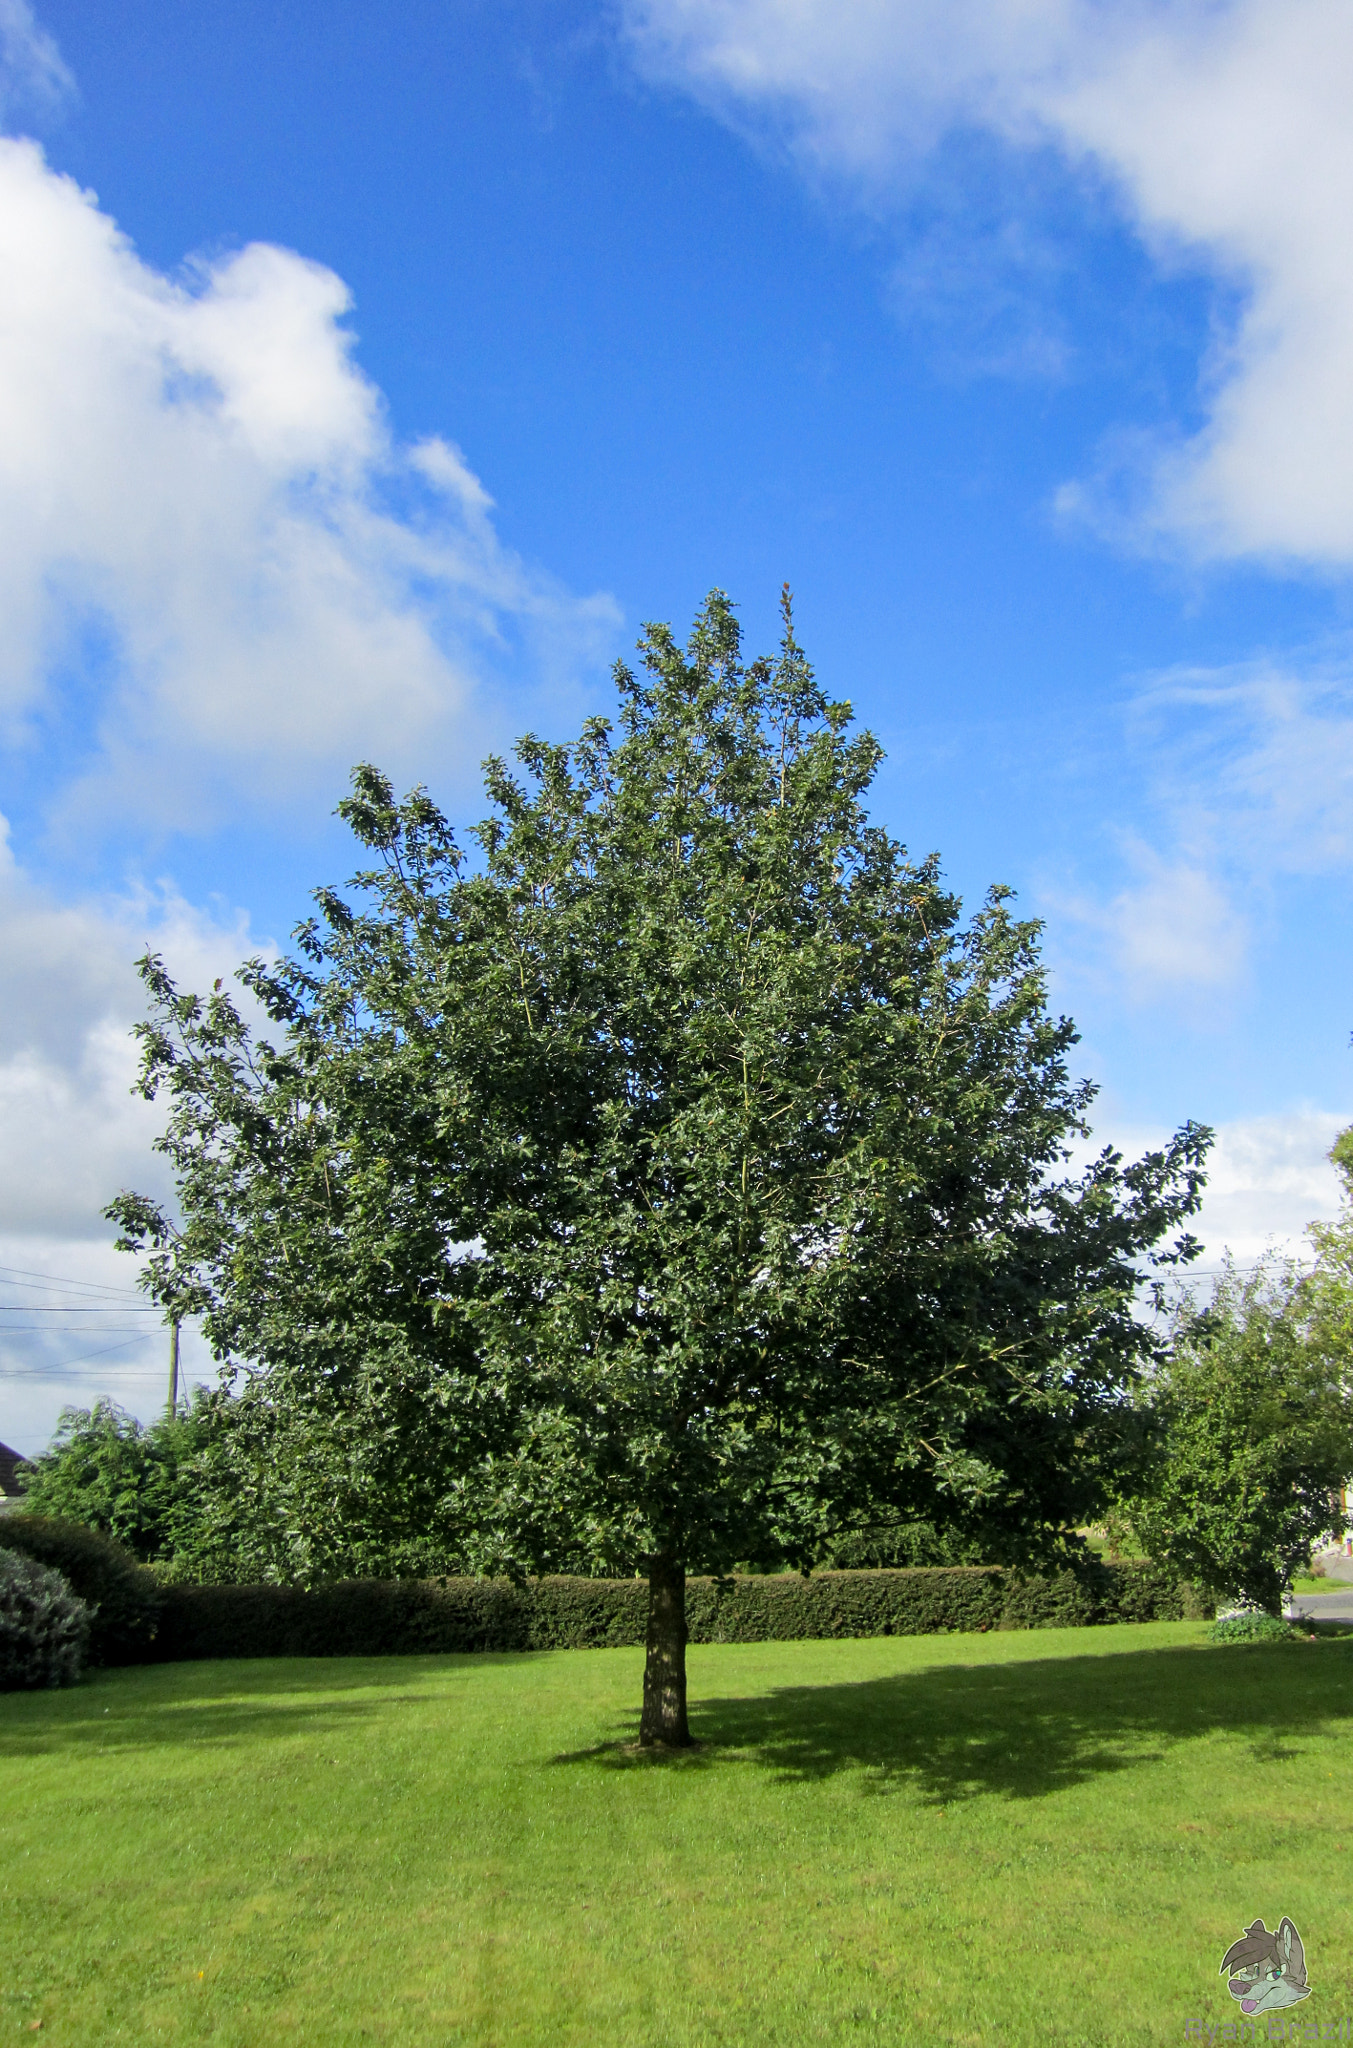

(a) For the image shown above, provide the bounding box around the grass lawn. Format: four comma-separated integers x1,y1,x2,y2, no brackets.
3,1623,1352,2045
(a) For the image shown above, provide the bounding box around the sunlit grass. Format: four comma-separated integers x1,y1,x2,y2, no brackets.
3,1623,1352,2044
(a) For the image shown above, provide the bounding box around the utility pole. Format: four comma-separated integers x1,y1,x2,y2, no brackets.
167,1319,180,1419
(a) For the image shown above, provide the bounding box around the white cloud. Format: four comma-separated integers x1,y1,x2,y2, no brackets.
623,0,1353,567
1062,843,1249,996
1197,1109,1350,1263
0,0,71,123
0,137,618,830
1095,1106,1351,1270
0,820,266,1451
1037,645,1353,995
0,813,265,1239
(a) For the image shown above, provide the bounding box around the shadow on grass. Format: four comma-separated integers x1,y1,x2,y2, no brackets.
555,1638,1353,1806
0,1652,536,1758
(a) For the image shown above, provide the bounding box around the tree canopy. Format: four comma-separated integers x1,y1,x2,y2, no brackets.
1113,1257,1353,1613
16,1395,239,1579
17,1400,169,1560
109,591,1209,1741
1111,1125,1353,1615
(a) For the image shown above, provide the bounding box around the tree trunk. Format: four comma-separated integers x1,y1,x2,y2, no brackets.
640,1555,691,1747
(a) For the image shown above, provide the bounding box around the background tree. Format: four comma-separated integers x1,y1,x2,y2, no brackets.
1113,1258,1353,1613
1305,1123,1353,1368
109,591,1208,1744
17,1394,253,1581
17,1400,165,1559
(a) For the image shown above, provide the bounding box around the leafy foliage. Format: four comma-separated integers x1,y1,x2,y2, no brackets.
0,1546,89,1689
1304,1123,1353,1369
16,1394,311,1586
106,592,1208,1731
19,1400,173,1560
0,1516,162,1665
820,1520,996,1569
1208,1613,1307,1645
1115,1259,1353,1614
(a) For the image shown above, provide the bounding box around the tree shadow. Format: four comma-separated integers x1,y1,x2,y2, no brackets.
555,1639,1353,1805
0,1651,537,1758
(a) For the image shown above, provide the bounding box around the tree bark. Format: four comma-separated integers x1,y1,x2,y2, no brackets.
640,1555,691,1747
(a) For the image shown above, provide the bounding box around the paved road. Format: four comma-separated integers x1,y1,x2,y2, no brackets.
1286,1589,1353,1624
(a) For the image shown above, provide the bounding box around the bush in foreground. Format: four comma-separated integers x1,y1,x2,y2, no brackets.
0,1546,89,1689
1208,1613,1308,1645
0,1516,162,1665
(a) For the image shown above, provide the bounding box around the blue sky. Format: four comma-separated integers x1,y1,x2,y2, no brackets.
3,0,1352,1448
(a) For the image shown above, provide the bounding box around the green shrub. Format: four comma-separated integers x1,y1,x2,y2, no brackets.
1208,1612,1306,1644
1116,1258,1353,1616
0,1546,90,1689
686,1568,1009,1641
0,1516,162,1665
155,1560,1200,1662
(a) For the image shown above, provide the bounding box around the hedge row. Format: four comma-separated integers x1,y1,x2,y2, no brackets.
155,1559,1209,1663
0,1515,161,1666
0,1515,1211,1664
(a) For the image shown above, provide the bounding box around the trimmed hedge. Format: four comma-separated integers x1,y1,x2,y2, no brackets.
0,1516,163,1666
154,1560,1208,1664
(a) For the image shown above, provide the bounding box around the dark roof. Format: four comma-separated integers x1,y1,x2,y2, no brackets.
0,1443,26,1497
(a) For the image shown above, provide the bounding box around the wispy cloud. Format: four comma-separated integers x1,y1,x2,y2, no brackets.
1044,645,1353,997
1130,660,1353,875
623,0,1353,569
0,0,72,125
881,136,1082,381
1092,1107,1351,1266
0,138,620,836
1055,843,1249,997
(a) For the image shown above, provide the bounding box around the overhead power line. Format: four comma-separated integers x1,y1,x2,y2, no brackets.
0,1335,172,1375
0,1263,149,1300
0,1369,170,1380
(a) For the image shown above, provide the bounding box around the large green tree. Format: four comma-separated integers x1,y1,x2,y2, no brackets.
110,592,1208,1743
